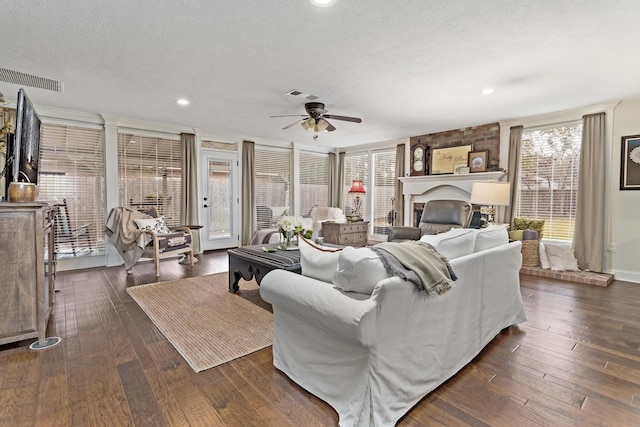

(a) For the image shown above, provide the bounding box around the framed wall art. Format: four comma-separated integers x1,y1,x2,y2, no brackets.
620,134,640,190
468,150,488,173
453,163,467,174
430,145,472,175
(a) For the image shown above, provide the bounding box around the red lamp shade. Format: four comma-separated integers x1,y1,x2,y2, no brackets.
348,178,366,194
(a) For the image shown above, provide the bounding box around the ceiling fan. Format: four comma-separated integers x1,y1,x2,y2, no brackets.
271,102,362,133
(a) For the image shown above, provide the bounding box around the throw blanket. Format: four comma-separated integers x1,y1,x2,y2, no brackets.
105,207,151,269
371,241,456,295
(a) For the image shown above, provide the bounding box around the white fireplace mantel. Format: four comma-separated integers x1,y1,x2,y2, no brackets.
400,171,506,195
399,172,506,225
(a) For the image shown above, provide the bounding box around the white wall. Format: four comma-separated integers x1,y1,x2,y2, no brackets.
611,97,640,283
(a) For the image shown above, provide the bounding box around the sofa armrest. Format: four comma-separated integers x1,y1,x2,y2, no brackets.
387,226,421,242
260,270,378,345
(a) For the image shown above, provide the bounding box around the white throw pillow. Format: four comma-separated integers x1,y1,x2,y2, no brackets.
332,247,391,295
474,224,509,252
543,242,580,271
419,228,475,260
539,242,551,269
298,237,342,283
135,216,170,234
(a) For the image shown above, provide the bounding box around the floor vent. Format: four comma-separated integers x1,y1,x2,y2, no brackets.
0,68,63,92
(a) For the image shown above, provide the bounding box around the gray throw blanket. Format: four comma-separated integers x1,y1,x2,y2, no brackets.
370,241,456,295
105,207,152,269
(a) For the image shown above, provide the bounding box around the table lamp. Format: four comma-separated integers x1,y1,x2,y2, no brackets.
348,178,366,222
470,181,510,224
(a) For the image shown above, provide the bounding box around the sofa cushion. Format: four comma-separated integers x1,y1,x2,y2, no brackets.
298,236,342,283
332,247,391,295
544,242,580,271
135,216,170,234
419,228,475,260
474,224,509,252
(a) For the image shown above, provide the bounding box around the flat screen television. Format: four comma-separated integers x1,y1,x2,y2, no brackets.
4,88,41,199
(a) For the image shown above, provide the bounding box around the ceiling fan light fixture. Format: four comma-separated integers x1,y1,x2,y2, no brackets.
315,118,329,132
301,117,315,130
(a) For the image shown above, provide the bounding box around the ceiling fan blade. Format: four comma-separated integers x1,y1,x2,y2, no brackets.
324,120,336,132
270,114,308,118
322,114,362,123
282,119,304,130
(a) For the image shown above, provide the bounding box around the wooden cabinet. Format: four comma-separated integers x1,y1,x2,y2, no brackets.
0,203,56,346
322,221,369,247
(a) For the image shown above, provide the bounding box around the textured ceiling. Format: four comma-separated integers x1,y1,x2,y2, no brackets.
2,1,640,148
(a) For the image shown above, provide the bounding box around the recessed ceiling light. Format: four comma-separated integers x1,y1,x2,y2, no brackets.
176,98,190,106
310,0,337,7
480,88,494,95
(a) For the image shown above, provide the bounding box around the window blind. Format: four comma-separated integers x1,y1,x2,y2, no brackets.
343,152,369,218
117,133,182,226
299,151,329,217
516,123,582,241
372,149,396,235
38,123,105,256
255,147,291,229
201,140,237,151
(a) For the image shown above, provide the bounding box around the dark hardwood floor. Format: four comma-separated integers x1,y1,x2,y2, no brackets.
1,251,640,426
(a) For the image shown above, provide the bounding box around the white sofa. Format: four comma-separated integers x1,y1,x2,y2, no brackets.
260,225,526,426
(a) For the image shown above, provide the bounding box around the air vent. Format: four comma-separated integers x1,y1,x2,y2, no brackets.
286,89,319,100
0,68,63,92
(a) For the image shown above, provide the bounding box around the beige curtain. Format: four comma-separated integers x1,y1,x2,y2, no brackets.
241,140,255,245
180,133,200,253
506,126,523,226
328,152,337,206
394,143,405,226
574,113,606,272
337,152,346,209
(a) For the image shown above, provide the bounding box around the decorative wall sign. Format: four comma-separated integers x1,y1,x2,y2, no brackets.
430,145,472,175
620,134,640,190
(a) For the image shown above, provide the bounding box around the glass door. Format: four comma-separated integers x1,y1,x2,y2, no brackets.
200,150,239,250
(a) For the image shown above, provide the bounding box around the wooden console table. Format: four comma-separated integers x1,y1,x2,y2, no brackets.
0,202,58,349
322,221,369,247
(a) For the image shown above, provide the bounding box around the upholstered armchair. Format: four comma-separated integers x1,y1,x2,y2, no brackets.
306,206,346,240
387,199,472,242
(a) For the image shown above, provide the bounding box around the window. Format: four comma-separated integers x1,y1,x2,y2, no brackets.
38,123,105,256
372,149,397,236
516,122,582,241
343,152,368,219
299,151,329,218
117,133,182,226
201,140,237,151
255,147,291,229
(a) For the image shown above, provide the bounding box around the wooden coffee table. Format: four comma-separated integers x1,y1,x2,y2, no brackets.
227,245,301,293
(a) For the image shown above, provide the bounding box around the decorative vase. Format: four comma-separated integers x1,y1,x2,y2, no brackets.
8,182,38,202
279,229,293,250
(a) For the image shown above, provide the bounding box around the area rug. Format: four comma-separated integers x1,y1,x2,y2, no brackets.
127,273,273,372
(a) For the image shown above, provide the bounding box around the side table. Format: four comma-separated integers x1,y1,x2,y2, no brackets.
321,221,369,247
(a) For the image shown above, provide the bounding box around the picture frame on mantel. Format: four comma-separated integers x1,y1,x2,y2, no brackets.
430,145,472,175
468,150,488,173
620,134,640,190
